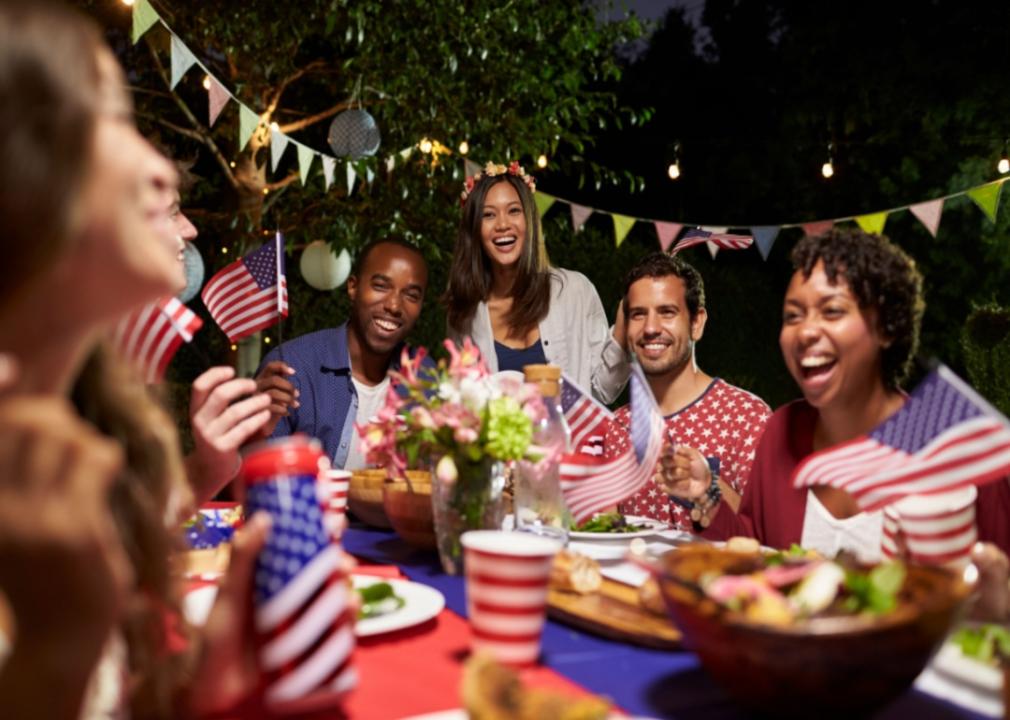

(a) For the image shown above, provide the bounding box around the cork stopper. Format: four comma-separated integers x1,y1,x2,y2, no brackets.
523,363,561,397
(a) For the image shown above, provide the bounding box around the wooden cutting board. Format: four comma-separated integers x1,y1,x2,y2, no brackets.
547,576,682,649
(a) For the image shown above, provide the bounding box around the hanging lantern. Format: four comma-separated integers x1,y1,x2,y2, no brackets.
300,241,352,290
177,242,205,303
327,109,381,159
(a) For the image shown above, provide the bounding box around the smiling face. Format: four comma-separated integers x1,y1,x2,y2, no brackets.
780,261,888,410
347,242,427,356
479,180,527,271
626,275,707,378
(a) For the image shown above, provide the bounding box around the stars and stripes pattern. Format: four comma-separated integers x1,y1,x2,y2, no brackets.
201,233,288,342
560,374,614,452
793,364,1010,512
559,363,665,523
671,228,753,254
247,474,356,708
113,297,202,383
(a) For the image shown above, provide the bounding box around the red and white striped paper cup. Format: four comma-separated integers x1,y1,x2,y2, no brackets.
317,469,351,540
890,487,978,568
461,530,562,666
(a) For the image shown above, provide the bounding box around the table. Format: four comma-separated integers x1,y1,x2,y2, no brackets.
341,523,992,720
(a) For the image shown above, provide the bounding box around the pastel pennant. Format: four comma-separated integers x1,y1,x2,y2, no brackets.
270,128,290,172
801,220,834,238
570,204,593,232
346,162,357,195
238,105,260,150
321,156,336,191
612,214,636,247
701,226,727,259
385,156,396,174
464,158,482,178
297,144,314,185
207,77,230,127
654,222,683,252
855,212,888,235
751,226,780,260
535,192,557,219
366,166,375,186
131,0,160,44
967,181,1004,223
399,147,414,162
909,199,944,238
706,241,720,259
169,35,197,90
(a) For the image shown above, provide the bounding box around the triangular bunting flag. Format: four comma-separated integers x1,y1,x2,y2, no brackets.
131,0,160,44
612,214,636,247
967,181,1004,223
464,158,482,178
322,156,336,191
706,240,720,259
169,35,197,90
534,192,557,219
366,166,375,186
238,105,260,150
654,222,683,252
909,199,944,238
570,204,593,232
751,226,780,261
346,163,357,195
399,147,414,162
385,156,396,174
855,212,888,235
801,220,834,238
270,128,290,173
297,144,314,185
208,77,230,127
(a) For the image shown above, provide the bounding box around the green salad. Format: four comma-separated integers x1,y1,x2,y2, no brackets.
574,512,649,533
951,624,1010,666
356,581,405,620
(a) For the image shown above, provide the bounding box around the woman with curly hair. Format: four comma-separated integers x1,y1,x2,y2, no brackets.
662,228,1010,559
443,162,629,403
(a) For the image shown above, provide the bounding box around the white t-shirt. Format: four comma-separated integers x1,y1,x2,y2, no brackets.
343,376,390,471
800,489,883,563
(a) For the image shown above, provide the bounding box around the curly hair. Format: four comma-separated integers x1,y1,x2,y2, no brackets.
622,252,706,321
790,228,924,390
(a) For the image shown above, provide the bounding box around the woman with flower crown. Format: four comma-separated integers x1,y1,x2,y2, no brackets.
443,161,629,404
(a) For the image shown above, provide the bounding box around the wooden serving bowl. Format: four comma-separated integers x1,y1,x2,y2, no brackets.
383,470,436,549
348,469,392,528
657,544,972,717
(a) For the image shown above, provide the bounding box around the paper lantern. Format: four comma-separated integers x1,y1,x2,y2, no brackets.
327,109,381,159
178,242,205,303
300,241,351,290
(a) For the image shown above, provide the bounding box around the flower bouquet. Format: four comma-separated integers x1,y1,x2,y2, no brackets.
358,338,547,573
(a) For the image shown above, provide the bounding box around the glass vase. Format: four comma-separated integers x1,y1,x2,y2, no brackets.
430,454,506,575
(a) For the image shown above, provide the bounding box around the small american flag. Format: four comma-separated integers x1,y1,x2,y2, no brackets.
560,374,614,451
671,228,753,254
201,233,288,342
793,364,1010,511
559,363,665,523
249,474,356,708
113,297,202,383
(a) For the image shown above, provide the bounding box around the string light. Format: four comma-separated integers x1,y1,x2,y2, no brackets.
264,337,272,345
221,247,229,254
202,75,211,91
418,138,433,154
458,140,469,155
821,143,835,179
536,154,548,169
667,141,682,180
269,121,279,132
262,187,269,195
230,344,237,351
229,161,236,168
121,0,135,5
998,141,1009,175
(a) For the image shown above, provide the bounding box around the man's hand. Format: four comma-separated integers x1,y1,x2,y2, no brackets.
253,361,299,438
187,366,272,506
654,443,710,501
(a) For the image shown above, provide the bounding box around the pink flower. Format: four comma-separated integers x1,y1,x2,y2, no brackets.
444,337,487,379
410,405,436,429
509,160,521,175
435,455,458,486
397,346,427,386
454,426,479,444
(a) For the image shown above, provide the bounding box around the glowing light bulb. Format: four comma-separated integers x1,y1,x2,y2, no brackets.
998,156,1010,175
221,247,229,255
229,161,236,168
264,337,272,344
269,122,279,132
202,75,211,91
667,162,681,180
121,0,135,6
821,160,834,179
458,141,469,155
536,154,548,169
230,344,237,351
419,138,433,154
262,187,269,195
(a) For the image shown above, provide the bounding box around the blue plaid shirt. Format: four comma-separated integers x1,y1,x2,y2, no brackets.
259,323,429,467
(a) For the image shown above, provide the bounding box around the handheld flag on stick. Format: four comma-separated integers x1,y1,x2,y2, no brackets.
114,297,202,383
202,233,288,343
559,362,665,523
671,228,753,254
792,364,1010,511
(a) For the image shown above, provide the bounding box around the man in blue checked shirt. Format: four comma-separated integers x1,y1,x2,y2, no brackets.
253,238,430,469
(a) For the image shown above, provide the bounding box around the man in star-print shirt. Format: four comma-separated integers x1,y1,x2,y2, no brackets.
603,252,771,531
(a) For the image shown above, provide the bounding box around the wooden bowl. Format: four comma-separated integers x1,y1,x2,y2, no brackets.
657,544,972,717
348,469,391,528
383,471,436,549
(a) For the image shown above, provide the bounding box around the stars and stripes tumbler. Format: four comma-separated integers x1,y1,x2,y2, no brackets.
241,437,357,714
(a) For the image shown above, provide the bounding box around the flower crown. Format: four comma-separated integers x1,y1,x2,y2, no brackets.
460,161,536,206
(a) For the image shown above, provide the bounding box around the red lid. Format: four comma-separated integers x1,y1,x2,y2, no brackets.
240,436,325,484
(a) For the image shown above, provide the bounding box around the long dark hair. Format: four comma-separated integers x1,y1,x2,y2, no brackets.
443,173,552,336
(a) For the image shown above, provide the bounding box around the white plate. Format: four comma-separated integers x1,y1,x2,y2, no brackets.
930,633,1004,694
400,710,651,720
183,576,446,638
353,575,445,637
569,515,668,541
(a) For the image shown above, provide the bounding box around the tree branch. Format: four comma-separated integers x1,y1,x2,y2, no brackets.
266,171,301,192
265,60,328,118
278,100,356,134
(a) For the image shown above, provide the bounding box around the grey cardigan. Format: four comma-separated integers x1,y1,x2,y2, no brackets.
448,268,630,404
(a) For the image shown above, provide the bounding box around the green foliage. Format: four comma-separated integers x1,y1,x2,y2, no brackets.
962,303,1010,417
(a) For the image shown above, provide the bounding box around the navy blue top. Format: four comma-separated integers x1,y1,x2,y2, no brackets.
494,338,548,373
258,323,431,467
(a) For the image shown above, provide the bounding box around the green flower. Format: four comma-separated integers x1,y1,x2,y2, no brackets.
485,396,533,460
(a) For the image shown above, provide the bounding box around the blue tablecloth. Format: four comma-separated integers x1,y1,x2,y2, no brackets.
342,524,988,720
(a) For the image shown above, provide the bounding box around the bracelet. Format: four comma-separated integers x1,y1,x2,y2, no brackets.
690,470,722,528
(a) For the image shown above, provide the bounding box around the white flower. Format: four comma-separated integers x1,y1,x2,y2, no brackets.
459,375,491,411
438,381,461,404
